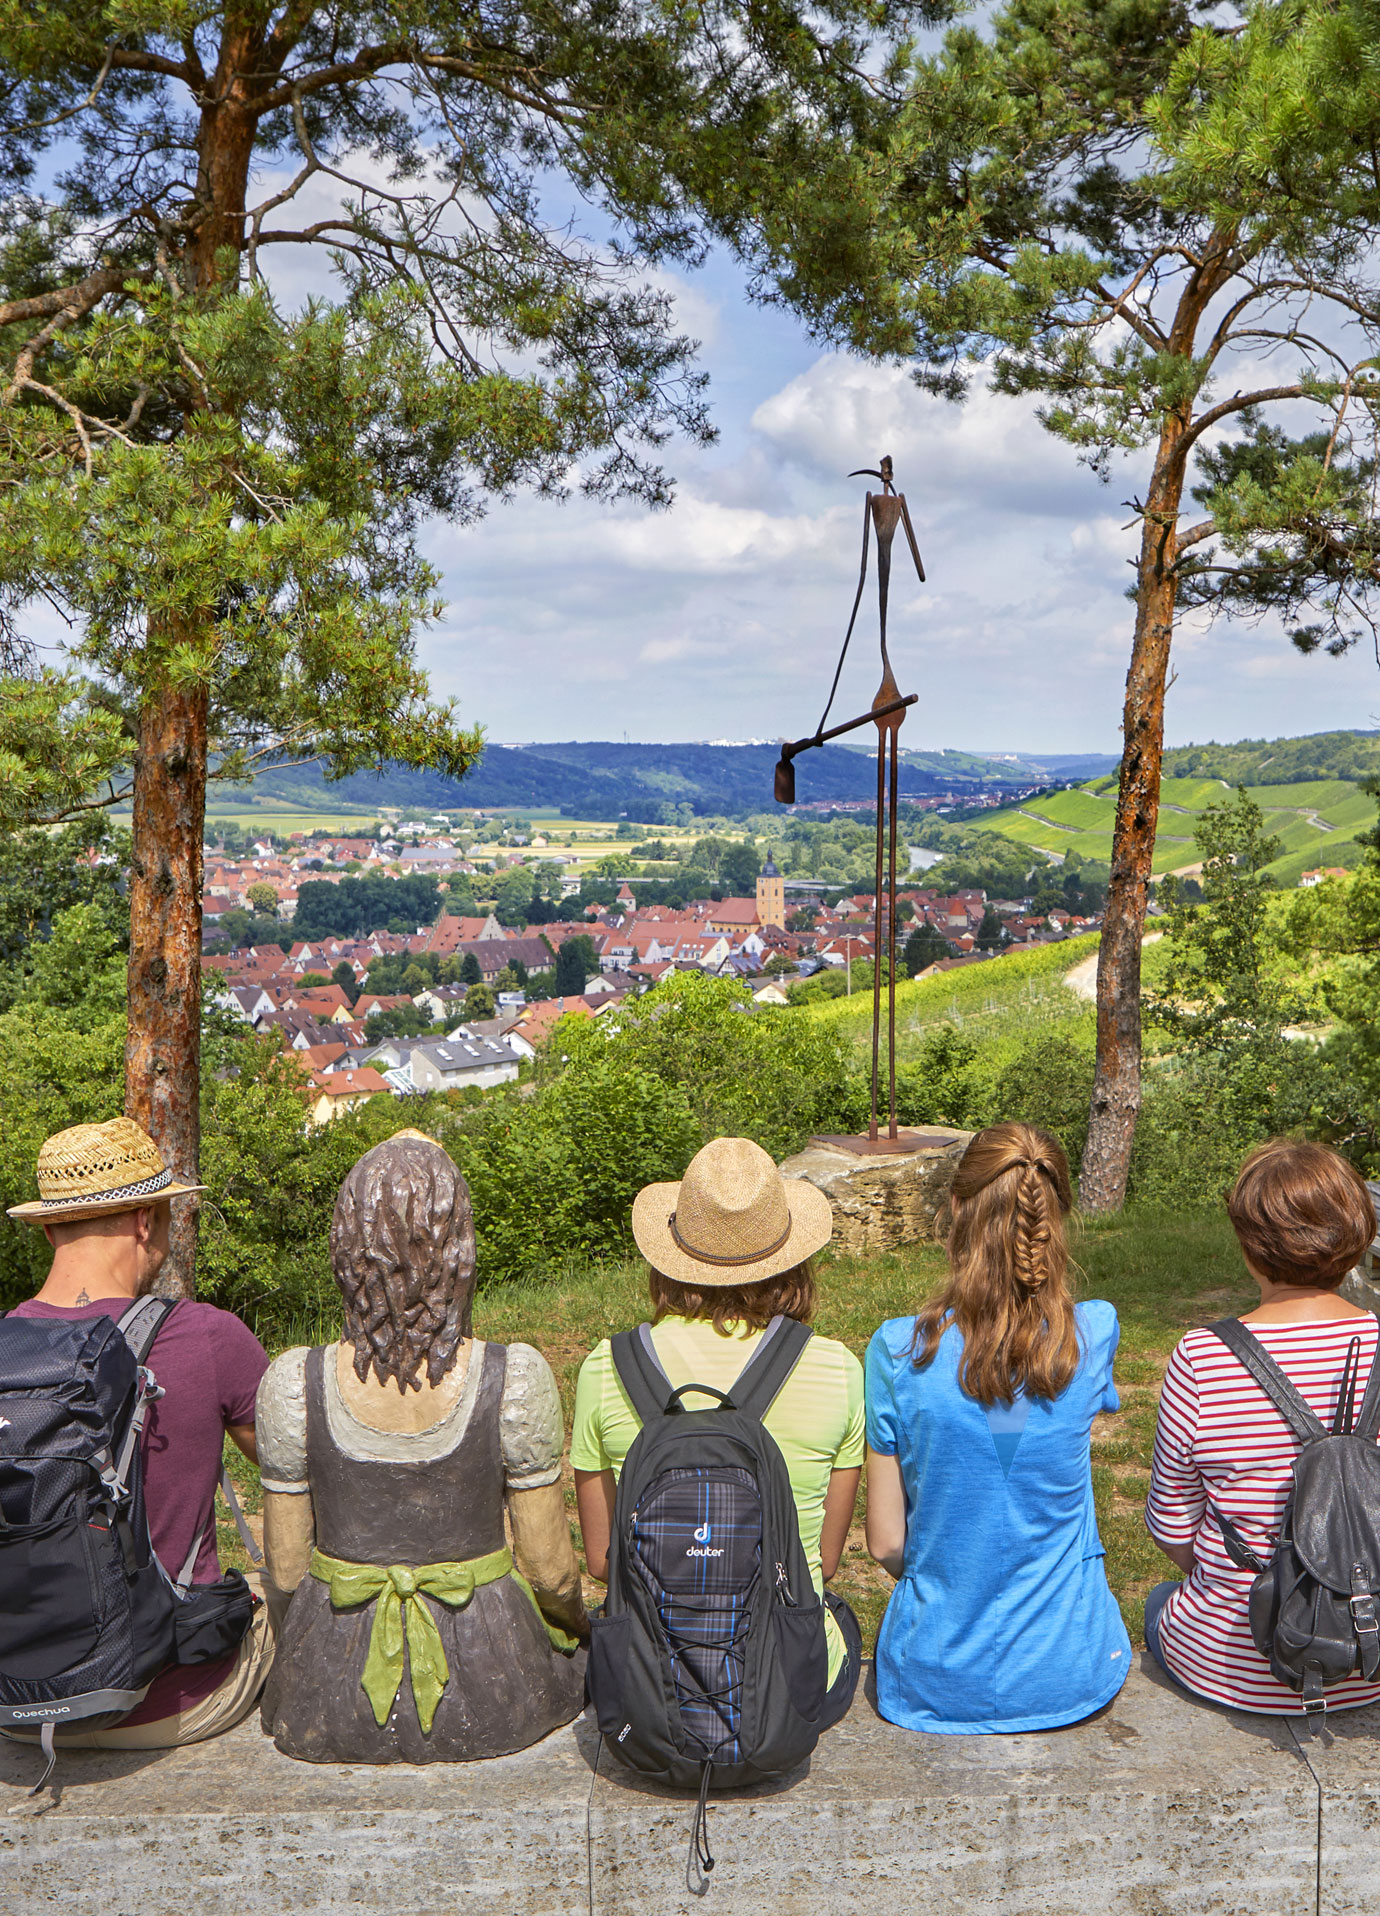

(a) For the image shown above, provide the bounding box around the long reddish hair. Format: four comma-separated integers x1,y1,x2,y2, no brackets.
911,1122,1079,1405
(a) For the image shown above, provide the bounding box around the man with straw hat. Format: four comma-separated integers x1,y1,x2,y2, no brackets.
4,1118,275,1746
572,1135,866,1728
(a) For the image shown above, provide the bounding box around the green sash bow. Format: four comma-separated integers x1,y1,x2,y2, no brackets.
309,1545,578,1733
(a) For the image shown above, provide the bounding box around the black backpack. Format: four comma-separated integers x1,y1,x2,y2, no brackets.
0,1298,260,1787
1207,1315,1380,1724
586,1316,828,1889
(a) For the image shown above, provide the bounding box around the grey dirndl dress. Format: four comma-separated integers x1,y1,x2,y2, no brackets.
261,1343,586,1763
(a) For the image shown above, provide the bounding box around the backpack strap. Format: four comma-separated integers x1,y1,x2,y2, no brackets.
725,1316,814,1423
1207,1317,1329,1444
117,1295,177,1366
115,1298,263,1591
609,1317,814,1427
1349,1314,1380,1443
101,1298,178,1501
610,1325,677,1425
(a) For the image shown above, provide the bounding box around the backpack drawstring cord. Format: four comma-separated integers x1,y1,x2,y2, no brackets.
686,1759,716,1895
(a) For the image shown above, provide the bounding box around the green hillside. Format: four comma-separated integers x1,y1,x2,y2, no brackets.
971,772,1375,883
1160,730,1380,785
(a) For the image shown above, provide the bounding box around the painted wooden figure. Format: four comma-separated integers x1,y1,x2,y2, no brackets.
256,1132,587,1762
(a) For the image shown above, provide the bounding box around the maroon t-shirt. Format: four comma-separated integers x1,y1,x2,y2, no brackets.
10,1295,269,1722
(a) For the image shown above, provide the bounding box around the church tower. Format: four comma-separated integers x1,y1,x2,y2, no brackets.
756,849,784,929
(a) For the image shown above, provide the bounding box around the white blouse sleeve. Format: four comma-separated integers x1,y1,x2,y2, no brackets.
499,1343,565,1490
255,1346,311,1494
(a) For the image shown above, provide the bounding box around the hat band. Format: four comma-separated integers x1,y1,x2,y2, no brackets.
667,1211,793,1269
39,1167,173,1210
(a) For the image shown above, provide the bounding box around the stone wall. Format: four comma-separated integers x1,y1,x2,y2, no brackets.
2,1662,1370,1914
779,1128,971,1258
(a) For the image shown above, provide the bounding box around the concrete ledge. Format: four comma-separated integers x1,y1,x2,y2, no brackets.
0,1658,1359,1915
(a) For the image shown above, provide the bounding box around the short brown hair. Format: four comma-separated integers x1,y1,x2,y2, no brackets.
1226,1140,1375,1291
648,1259,817,1334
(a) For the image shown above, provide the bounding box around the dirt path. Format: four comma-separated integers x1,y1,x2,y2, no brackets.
1064,932,1162,1002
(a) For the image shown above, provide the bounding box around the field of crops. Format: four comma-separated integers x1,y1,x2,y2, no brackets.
973,771,1374,883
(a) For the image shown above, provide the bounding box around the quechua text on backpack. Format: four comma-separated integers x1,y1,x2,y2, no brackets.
586,1315,829,1888
1208,1314,1380,1724
0,1298,259,1786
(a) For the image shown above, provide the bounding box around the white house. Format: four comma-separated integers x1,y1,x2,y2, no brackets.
408,1036,521,1093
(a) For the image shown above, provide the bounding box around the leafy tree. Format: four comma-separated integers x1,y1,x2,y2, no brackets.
0,817,128,1003
0,0,919,1284
555,936,597,996
763,952,796,976
442,875,478,915
296,972,331,990
975,908,1006,952
295,874,441,940
1147,791,1294,1055
364,1002,432,1040
592,852,635,878
330,962,359,1007
552,970,857,1160
719,841,761,896
889,0,1380,1208
492,866,537,927
459,952,483,988
246,882,280,918
904,923,949,976
402,964,430,996
463,982,496,1020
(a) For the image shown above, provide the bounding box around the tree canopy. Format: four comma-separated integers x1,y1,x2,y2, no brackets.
883,0,1380,1206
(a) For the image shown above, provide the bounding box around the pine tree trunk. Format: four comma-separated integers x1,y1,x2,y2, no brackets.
126,678,208,1297
1078,435,1184,1213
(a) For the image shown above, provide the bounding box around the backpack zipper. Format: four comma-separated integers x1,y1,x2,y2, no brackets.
774,1561,796,1605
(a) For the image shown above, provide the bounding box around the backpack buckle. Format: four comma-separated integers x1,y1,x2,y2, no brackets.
1349,1566,1378,1637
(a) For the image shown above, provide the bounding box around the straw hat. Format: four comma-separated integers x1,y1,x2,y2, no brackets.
631,1137,833,1287
8,1117,206,1224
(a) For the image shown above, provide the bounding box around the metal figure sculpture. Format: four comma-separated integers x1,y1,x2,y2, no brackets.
773,456,925,1152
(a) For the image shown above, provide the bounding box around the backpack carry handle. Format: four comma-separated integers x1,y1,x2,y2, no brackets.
664,1382,735,1413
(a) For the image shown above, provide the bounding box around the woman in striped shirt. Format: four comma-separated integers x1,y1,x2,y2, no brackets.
1145,1138,1380,1714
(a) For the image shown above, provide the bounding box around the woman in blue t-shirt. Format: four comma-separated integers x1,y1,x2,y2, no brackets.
865,1121,1130,1734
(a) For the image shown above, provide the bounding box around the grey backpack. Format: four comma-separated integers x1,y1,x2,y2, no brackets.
1208,1315,1380,1724
586,1316,827,1889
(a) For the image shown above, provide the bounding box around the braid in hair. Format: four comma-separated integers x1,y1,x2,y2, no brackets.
911,1122,1079,1404
1012,1158,1060,1294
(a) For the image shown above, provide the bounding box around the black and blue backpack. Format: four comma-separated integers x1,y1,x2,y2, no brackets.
0,1298,259,1788
586,1315,829,1888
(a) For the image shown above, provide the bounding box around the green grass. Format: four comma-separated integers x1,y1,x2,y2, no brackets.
220,1197,1247,1654
806,933,1099,1055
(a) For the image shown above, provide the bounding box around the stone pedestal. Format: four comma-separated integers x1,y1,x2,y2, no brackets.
779,1127,971,1256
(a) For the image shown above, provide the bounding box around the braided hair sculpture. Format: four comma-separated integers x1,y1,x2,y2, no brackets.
330,1131,476,1391
910,1121,1079,1405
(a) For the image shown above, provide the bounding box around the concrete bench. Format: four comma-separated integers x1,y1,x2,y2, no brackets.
1,1656,1372,1914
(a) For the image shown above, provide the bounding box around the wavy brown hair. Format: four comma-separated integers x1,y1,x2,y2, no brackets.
911,1122,1079,1406
330,1133,477,1392
649,1260,817,1334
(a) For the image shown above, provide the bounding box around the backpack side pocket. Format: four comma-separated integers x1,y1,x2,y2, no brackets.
587,1610,632,1737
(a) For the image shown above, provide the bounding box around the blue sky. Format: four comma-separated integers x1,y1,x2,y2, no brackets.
407,248,1380,755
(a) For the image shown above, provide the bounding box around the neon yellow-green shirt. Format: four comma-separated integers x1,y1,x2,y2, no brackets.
571,1316,865,1683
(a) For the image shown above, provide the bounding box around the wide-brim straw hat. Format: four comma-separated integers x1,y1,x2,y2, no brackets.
8,1117,206,1223
632,1137,833,1288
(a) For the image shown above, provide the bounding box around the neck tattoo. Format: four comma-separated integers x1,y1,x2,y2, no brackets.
74,1289,90,1306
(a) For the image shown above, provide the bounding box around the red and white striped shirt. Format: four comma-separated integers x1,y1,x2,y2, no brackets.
1146,1314,1380,1714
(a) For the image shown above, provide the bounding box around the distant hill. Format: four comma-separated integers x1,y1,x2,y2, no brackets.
241,739,1087,821
973,769,1377,885
1162,730,1380,785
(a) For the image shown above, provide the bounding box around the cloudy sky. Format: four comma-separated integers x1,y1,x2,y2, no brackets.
409,249,1380,756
